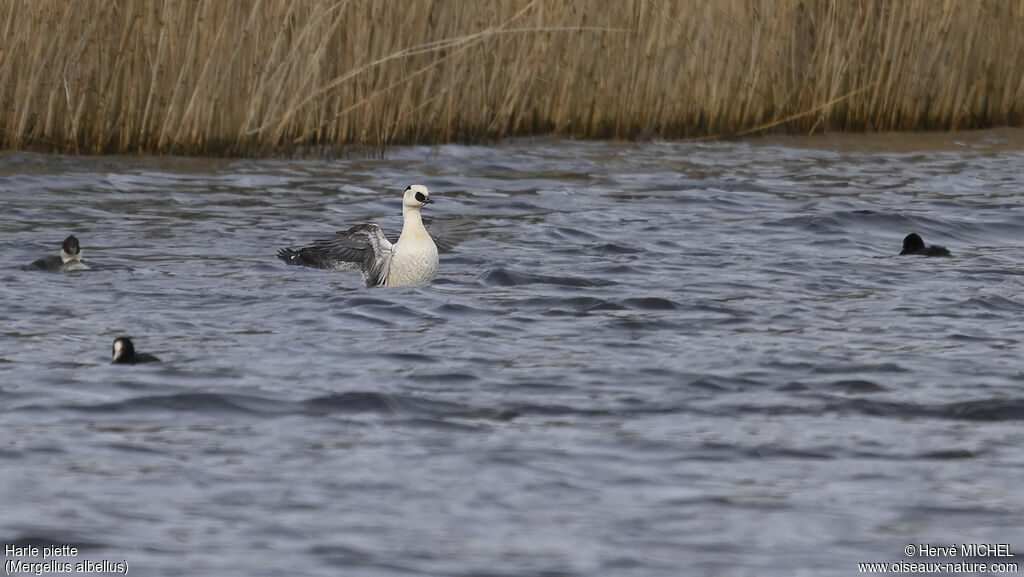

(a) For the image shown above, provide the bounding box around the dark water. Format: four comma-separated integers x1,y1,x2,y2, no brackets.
3,130,1024,576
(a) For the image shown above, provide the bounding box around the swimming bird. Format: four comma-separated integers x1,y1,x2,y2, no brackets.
899,233,951,256
278,185,439,287
24,235,89,271
111,337,160,364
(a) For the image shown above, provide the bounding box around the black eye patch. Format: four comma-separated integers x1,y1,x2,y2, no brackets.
415,191,426,202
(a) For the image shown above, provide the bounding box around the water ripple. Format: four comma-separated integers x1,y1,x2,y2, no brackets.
4,132,1024,576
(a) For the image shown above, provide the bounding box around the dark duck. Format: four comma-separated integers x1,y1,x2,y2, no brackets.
899,233,950,257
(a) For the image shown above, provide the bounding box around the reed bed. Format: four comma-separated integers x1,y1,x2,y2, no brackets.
1,0,1023,155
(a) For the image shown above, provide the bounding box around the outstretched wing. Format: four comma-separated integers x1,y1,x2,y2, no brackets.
278,224,393,287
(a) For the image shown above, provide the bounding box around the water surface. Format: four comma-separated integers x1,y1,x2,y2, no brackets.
3,130,1024,576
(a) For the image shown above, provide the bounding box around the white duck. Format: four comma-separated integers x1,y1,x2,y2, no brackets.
278,185,439,287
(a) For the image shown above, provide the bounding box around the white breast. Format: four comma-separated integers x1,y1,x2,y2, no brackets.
387,234,438,287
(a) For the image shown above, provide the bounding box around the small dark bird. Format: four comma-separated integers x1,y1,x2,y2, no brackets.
899,233,951,256
111,337,160,364
24,235,89,271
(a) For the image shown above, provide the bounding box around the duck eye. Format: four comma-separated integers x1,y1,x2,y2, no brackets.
415,191,426,202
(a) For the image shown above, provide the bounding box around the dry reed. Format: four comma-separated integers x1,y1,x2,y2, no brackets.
1,0,1022,155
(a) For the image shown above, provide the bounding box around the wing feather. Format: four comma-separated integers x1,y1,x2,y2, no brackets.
278,224,393,287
